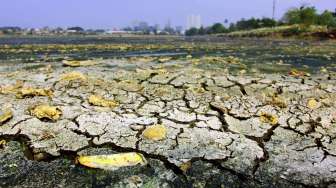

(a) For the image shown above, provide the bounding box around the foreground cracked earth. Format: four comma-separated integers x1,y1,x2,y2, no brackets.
0,60,336,187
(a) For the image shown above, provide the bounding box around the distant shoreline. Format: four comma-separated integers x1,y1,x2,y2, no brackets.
0,32,335,42
1,32,335,41
217,25,336,40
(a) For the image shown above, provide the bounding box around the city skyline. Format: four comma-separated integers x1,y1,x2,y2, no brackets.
0,0,334,29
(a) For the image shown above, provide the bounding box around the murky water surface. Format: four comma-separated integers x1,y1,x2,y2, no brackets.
0,36,335,74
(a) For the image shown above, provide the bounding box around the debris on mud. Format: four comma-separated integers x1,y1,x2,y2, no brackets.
179,161,192,173
128,56,157,63
0,46,335,187
0,139,6,148
289,69,310,77
158,57,172,63
16,87,53,98
0,80,24,94
267,94,287,108
76,153,147,170
29,105,62,121
88,95,119,108
142,124,167,141
59,72,87,82
62,60,100,67
307,98,319,109
259,112,278,125
0,109,13,125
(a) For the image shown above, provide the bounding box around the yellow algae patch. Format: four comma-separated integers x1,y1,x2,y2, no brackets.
16,87,53,99
129,56,157,63
157,68,168,74
77,153,147,170
0,80,24,94
179,161,192,173
260,112,278,125
267,95,287,108
59,72,87,82
288,69,310,77
30,105,62,121
142,124,167,141
239,69,247,75
187,85,205,94
62,60,81,67
88,95,119,108
201,56,241,64
225,56,241,64
202,56,224,64
118,80,144,92
38,64,53,73
0,139,6,148
4,71,21,78
158,57,172,63
189,58,201,64
62,60,99,67
307,98,319,109
320,67,328,73
0,82,52,99
0,109,13,125
38,130,56,141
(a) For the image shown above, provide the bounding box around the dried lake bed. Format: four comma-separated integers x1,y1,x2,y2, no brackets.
0,37,336,187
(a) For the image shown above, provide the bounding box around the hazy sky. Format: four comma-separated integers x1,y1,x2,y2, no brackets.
0,0,335,29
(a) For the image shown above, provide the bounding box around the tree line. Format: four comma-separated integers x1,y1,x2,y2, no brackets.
186,6,336,36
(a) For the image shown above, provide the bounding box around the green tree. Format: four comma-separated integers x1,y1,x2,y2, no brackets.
185,28,199,36
283,9,301,24
300,6,318,25
228,23,236,32
283,6,318,25
318,10,336,27
209,23,227,33
198,26,206,35
235,18,276,30
260,18,277,27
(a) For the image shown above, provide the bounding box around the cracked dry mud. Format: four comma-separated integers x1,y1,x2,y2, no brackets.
0,60,336,188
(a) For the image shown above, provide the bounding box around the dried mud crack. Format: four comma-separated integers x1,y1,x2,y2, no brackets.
0,60,336,188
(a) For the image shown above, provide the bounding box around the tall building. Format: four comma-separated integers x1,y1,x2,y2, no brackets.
187,15,202,30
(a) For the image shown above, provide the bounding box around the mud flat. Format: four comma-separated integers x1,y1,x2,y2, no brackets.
0,59,335,188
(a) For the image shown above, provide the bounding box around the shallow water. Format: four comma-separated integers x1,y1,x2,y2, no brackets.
0,36,335,74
